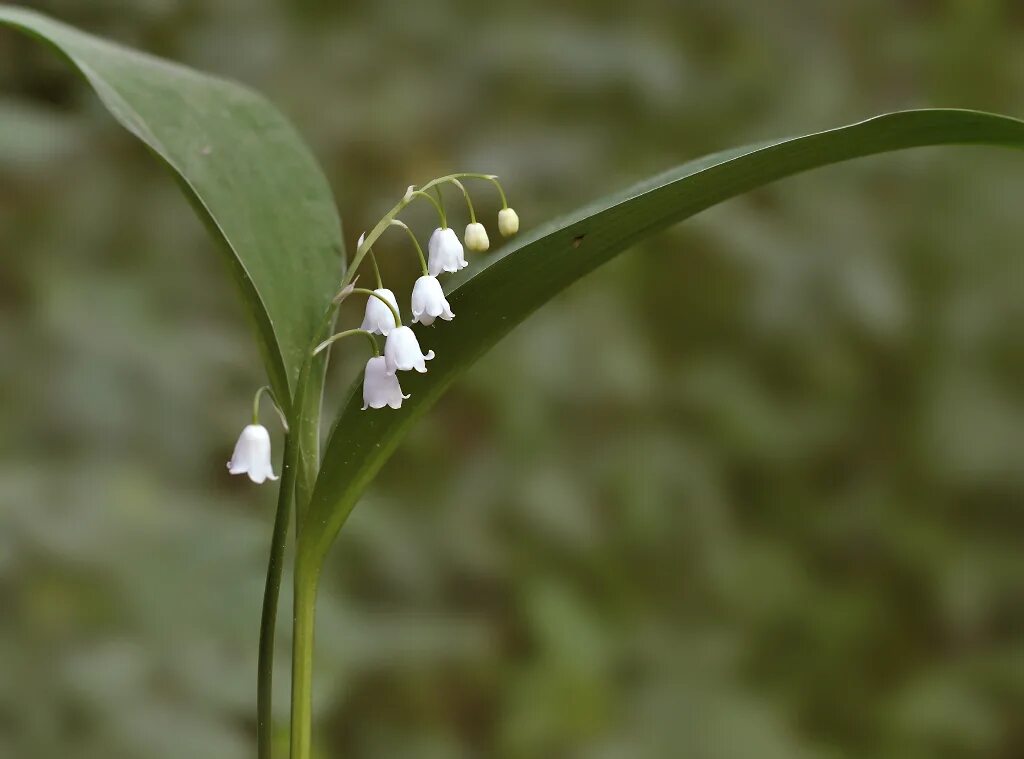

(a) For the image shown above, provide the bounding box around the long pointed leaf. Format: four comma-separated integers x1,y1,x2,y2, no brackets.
303,108,1024,563
0,6,342,408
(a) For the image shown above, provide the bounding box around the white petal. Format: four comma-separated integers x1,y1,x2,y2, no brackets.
384,326,434,374
411,276,454,326
359,288,400,336
363,356,410,410
227,424,277,484
428,228,466,275
387,391,411,410
427,228,445,276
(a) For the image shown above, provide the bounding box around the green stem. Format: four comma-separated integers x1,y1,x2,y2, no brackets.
389,220,429,275
252,386,269,425
367,249,383,289
279,299,338,758
434,185,446,226
447,177,476,223
409,189,446,228
252,385,289,430
257,433,297,759
290,557,322,759
313,328,380,357
292,302,338,532
475,174,508,208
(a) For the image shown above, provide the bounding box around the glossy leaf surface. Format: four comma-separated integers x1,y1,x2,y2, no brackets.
0,5,342,406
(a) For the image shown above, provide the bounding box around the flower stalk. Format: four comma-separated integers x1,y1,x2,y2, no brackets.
252,384,289,430
255,171,515,759
389,219,429,275
367,249,383,289
256,433,296,759
448,177,476,223
313,328,380,357
289,555,321,759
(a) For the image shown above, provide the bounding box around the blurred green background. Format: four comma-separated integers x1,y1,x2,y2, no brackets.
2,1,1024,757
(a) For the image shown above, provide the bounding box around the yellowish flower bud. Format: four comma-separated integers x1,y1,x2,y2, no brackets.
498,207,519,237
464,222,490,252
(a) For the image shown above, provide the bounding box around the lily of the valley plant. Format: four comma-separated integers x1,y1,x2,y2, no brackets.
230,174,520,758
6,6,1024,759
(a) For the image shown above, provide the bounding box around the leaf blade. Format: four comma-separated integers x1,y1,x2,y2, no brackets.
304,108,1024,562
0,5,342,407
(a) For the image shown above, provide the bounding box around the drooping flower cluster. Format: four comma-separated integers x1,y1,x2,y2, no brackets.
229,174,517,483
350,174,517,413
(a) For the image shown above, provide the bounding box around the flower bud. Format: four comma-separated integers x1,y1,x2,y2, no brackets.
498,207,519,237
464,222,490,252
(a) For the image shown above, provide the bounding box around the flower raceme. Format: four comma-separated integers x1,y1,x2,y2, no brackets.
228,173,518,440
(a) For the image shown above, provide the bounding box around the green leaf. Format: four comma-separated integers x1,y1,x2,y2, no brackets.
302,108,1024,564
0,5,342,409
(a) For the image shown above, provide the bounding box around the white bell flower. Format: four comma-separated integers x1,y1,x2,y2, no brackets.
498,207,519,237
464,222,490,252
359,287,400,336
384,325,435,374
427,227,468,276
411,275,454,326
227,424,278,484
362,356,410,410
